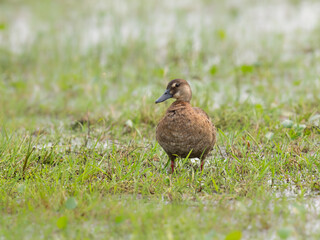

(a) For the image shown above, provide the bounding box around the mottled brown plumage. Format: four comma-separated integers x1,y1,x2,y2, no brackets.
155,79,216,173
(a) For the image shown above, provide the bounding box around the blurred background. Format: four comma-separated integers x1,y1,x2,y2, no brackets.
0,0,319,133
2,2,320,238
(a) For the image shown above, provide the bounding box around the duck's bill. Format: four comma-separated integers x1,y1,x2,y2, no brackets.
155,89,173,103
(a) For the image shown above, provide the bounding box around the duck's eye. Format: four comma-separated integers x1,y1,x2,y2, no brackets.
176,83,180,87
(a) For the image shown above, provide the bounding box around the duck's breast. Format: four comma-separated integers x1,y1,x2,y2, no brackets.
156,105,215,158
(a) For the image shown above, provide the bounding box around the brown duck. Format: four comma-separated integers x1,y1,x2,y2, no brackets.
155,79,216,173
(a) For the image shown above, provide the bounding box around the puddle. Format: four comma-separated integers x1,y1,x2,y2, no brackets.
1,0,319,111
1,1,320,53
35,137,116,153
0,9,33,53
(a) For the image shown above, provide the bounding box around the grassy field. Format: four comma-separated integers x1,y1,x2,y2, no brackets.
1,0,320,239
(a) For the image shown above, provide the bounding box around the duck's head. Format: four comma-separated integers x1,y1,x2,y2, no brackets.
155,79,192,104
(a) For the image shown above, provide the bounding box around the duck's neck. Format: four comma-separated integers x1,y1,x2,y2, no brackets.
176,98,190,102
167,100,191,113
171,100,191,107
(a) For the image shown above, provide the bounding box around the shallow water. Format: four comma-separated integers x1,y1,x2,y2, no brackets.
1,1,320,54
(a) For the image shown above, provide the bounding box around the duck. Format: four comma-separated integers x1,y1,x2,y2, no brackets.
155,79,216,173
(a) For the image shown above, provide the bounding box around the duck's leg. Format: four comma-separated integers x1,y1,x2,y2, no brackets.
198,157,206,192
169,155,176,173
171,160,175,173
200,160,204,172
200,154,208,172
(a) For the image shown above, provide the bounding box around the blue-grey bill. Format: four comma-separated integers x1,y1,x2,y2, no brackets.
155,89,173,103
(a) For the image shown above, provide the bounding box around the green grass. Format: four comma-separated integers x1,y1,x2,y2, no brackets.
1,0,320,239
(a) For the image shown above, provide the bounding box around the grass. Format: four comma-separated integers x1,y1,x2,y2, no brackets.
1,0,320,239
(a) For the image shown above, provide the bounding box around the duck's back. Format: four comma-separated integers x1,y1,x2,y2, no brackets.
156,101,216,159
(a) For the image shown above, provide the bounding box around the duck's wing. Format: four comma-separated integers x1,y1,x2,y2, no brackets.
193,107,217,148
192,107,210,119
